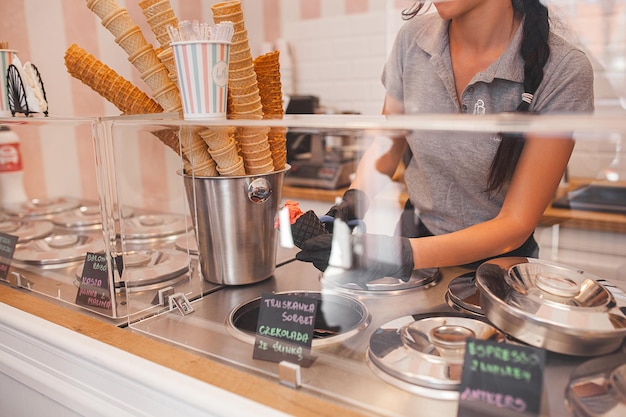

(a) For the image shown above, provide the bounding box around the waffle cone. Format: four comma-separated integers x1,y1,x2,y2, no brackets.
140,0,172,18
64,44,163,116
115,25,149,56
140,64,171,92
192,158,219,177
211,1,243,16
129,44,161,74
102,8,135,38
209,139,240,169
216,155,246,176
152,128,181,155
152,82,181,111
245,160,274,175
87,0,120,20
157,47,177,76
147,8,177,27
198,127,235,151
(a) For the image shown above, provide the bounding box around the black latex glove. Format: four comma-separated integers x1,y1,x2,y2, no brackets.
295,233,414,289
325,189,369,230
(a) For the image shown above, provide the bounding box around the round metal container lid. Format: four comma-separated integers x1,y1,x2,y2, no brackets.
566,352,626,417
0,219,53,242
3,197,81,218
320,267,440,295
73,249,190,290
476,257,626,356
445,271,484,316
122,214,189,240
368,313,506,392
13,233,104,266
51,204,134,229
175,234,198,256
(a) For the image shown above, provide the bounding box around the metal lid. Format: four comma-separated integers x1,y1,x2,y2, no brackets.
122,214,189,240
122,249,190,287
3,197,81,218
73,249,190,290
13,233,104,266
476,257,626,356
175,234,198,255
0,219,53,242
566,352,626,417
320,267,440,295
367,313,506,392
445,271,484,316
51,204,134,229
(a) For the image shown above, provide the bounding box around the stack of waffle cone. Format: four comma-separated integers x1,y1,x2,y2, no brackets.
211,1,263,120
140,0,179,83
254,51,287,170
197,127,245,176
84,0,182,114
211,1,273,175
179,126,219,176
87,0,120,20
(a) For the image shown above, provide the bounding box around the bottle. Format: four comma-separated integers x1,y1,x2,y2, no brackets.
0,126,28,207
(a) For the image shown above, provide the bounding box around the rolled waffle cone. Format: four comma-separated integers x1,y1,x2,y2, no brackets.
129,44,161,74
216,155,246,177
87,0,120,20
209,138,240,169
64,44,163,116
102,8,135,38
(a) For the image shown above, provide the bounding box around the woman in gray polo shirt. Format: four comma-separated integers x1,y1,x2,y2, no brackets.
296,0,594,284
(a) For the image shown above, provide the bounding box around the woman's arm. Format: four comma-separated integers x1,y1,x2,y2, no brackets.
410,134,574,269
349,93,407,199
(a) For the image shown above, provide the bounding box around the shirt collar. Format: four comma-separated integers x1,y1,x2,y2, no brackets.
416,14,525,84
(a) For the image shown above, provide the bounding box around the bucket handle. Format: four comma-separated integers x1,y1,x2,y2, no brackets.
247,177,272,204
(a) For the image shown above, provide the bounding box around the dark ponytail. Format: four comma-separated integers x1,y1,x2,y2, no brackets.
486,0,551,194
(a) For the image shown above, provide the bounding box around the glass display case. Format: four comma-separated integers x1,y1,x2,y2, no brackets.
2,112,626,416
112,113,626,416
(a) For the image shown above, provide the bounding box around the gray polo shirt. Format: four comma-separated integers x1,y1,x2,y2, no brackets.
382,13,594,235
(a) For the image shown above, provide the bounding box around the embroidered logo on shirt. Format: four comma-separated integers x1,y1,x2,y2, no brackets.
473,99,486,115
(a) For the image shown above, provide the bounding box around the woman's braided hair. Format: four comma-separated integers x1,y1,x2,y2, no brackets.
402,1,551,194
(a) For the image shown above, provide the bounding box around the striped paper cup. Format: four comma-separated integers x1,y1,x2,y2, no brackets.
172,41,230,120
0,50,18,116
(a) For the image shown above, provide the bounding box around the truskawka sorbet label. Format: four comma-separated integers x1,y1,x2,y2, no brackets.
253,292,318,367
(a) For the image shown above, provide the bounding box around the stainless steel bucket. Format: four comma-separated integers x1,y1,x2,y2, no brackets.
183,167,288,285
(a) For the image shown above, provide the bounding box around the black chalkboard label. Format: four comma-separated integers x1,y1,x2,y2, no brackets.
458,338,546,417
0,232,18,280
253,292,317,367
75,252,112,312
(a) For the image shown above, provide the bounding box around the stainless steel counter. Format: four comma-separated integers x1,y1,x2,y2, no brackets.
128,251,622,417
